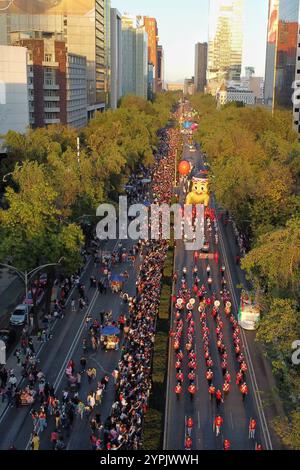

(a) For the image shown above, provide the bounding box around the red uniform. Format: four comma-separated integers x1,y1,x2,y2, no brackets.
223,439,231,451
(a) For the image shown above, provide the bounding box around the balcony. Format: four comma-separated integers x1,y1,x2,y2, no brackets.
44,95,60,101
42,60,59,67
44,106,60,113
44,118,60,125
43,83,60,90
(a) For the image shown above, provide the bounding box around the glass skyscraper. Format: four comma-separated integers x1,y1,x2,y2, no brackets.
0,0,111,114
207,0,244,94
264,0,300,111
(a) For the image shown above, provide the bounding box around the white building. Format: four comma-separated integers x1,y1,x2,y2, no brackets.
0,45,29,152
66,53,88,129
110,8,122,109
216,83,255,106
121,15,148,99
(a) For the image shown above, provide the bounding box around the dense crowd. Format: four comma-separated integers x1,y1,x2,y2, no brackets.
102,127,181,449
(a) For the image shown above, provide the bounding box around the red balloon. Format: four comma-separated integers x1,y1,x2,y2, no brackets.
178,160,191,176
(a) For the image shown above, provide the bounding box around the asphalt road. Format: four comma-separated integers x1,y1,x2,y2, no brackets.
164,136,274,450
0,237,139,450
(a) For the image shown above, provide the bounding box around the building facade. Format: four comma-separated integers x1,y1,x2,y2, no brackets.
184,78,195,95
157,45,164,92
207,0,244,94
11,32,87,128
194,42,207,92
0,45,29,151
0,0,111,119
216,84,255,106
265,0,300,114
141,16,158,92
110,8,122,109
121,15,148,99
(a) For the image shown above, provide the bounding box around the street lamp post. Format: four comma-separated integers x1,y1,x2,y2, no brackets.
0,258,64,306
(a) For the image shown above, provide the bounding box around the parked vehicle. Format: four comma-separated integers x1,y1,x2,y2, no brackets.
10,304,31,326
0,328,17,352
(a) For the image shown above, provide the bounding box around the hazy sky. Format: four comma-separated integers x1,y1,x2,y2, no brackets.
113,0,269,82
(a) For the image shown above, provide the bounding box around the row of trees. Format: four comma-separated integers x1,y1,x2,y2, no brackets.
190,94,300,448
0,92,179,325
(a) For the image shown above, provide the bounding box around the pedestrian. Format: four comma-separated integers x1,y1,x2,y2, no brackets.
31,433,40,451
50,430,58,450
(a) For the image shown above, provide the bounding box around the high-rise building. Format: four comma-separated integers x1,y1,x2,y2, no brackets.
0,1,111,120
264,0,300,111
194,42,208,92
10,31,87,129
184,78,195,96
241,68,264,104
110,8,122,109
0,45,29,151
157,45,164,92
121,15,148,100
207,0,244,94
140,16,158,92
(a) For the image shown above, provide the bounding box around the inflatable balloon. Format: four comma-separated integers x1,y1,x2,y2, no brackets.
185,177,210,207
178,160,191,176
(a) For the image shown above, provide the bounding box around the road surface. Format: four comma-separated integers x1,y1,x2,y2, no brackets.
164,130,274,450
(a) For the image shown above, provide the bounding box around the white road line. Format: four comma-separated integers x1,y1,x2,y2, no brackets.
215,203,273,450
0,256,93,426
198,411,201,429
25,289,99,450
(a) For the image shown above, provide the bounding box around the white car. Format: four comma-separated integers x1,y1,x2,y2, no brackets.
10,304,31,326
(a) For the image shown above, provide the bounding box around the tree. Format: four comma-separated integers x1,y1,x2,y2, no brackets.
273,412,300,449
0,161,84,330
256,298,300,360
242,218,300,297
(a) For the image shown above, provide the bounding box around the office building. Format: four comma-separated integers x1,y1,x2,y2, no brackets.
216,83,255,106
240,68,264,104
166,83,184,91
148,63,155,100
121,15,148,99
110,8,122,108
157,45,164,92
195,42,207,92
140,16,158,92
0,45,29,151
10,32,87,129
207,0,244,95
184,78,195,96
264,0,300,133
0,0,111,119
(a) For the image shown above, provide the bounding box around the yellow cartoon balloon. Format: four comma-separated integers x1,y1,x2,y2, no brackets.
186,177,210,207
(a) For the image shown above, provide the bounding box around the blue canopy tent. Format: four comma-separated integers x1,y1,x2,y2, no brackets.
102,325,120,336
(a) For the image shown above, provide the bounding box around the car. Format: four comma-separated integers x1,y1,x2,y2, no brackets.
10,304,31,326
201,241,210,253
23,288,44,306
0,329,17,353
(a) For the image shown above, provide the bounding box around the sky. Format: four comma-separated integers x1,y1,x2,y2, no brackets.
113,0,269,82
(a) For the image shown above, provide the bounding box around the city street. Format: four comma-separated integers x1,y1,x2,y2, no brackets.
0,237,138,450
164,131,275,450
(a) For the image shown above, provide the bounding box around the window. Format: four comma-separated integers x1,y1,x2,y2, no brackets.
44,54,53,62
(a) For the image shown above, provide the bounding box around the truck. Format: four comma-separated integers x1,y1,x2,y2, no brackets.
238,290,261,331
